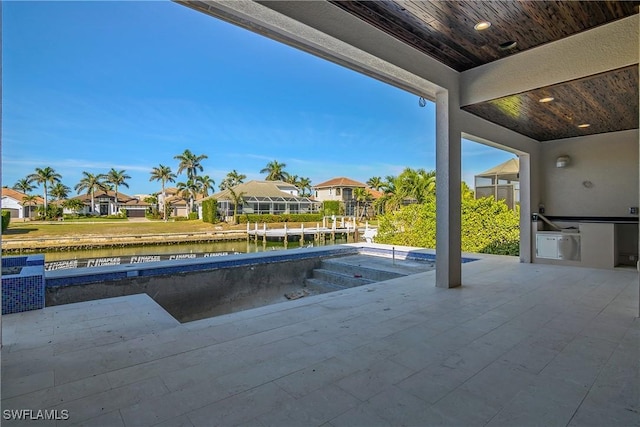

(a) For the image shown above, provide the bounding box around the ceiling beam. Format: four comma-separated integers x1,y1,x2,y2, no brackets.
460,14,639,106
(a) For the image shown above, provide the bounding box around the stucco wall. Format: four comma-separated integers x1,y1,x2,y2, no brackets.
540,129,639,217
1,197,24,218
315,188,341,202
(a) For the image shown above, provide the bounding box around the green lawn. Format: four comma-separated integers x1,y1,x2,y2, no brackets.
3,219,360,239
3,220,238,238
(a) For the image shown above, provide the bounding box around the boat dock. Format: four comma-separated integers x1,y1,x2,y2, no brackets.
246,220,376,244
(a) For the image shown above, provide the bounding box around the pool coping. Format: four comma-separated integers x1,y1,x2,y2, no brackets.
44,243,480,288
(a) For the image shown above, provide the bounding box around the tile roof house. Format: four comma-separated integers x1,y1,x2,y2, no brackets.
158,187,211,218
1,187,44,219
313,177,368,202
313,177,381,217
69,190,150,217
203,180,318,220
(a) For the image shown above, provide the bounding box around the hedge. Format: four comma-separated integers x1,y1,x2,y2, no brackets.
201,198,217,224
236,213,323,224
1,210,11,233
376,195,520,256
321,200,341,216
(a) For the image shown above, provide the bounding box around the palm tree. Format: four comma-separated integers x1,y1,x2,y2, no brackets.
50,183,71,201
27,167,62,210
353,187,373,219
176,179,199,214
22,194,39,219
219,170,246,191
143,195,158,215
381,175,396,195
382,168,436,211
366,176,383,191
297,177,312,197
149,164,176,221
13,178,34,195
105,168,131,214
378,175,399,213
285,174,300,186
260,160,288,181
196,175,216,198
74,172,106,215
227,187,246,224
62,198,85,217
395,168,435,204
174,149,208,180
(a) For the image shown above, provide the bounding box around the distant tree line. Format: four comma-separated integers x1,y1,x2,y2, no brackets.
12,153,314,221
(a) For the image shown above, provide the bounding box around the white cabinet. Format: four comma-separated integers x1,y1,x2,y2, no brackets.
537,234,560,259
536,233,581,261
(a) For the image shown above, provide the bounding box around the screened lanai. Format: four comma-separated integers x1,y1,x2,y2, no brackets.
207,180,319,219
474,158,520,210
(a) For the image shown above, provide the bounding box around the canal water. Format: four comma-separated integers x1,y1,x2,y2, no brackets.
43,238,348,271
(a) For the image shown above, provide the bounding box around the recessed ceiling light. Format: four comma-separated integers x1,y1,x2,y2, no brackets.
474,21,491,31
578,123,591,128
499,40,517,50
538,97,554,103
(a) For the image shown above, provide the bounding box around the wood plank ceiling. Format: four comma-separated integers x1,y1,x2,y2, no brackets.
330,1,639,141
462,65,638,141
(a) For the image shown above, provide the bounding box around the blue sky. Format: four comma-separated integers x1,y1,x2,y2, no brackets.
2,0,515,196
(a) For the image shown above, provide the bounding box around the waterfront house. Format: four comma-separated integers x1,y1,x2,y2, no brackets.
313,177,381,216
204,180,319,221
1,187,44,219
162,188,190,218
67,190,150,217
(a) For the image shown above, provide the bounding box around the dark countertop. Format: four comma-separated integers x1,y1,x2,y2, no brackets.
543,216,638,224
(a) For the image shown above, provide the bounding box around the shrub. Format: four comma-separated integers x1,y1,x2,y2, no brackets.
104,214,127,220
188,212,198,220
36,205,63,220
376,195,520,256
236,213,323,224
462,197,520,255
145,211,162,220
1,210,11,233
321,200,341,216
201,198,218,224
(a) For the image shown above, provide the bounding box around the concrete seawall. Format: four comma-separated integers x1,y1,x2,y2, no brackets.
2,230,247,253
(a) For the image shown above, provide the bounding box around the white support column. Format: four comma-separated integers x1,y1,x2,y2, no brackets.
435,90,462,288
519,153,532,263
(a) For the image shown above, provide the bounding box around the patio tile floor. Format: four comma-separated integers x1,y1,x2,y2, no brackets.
2,256,638,426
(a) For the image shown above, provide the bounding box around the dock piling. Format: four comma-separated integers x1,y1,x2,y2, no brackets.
284,223,288,244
